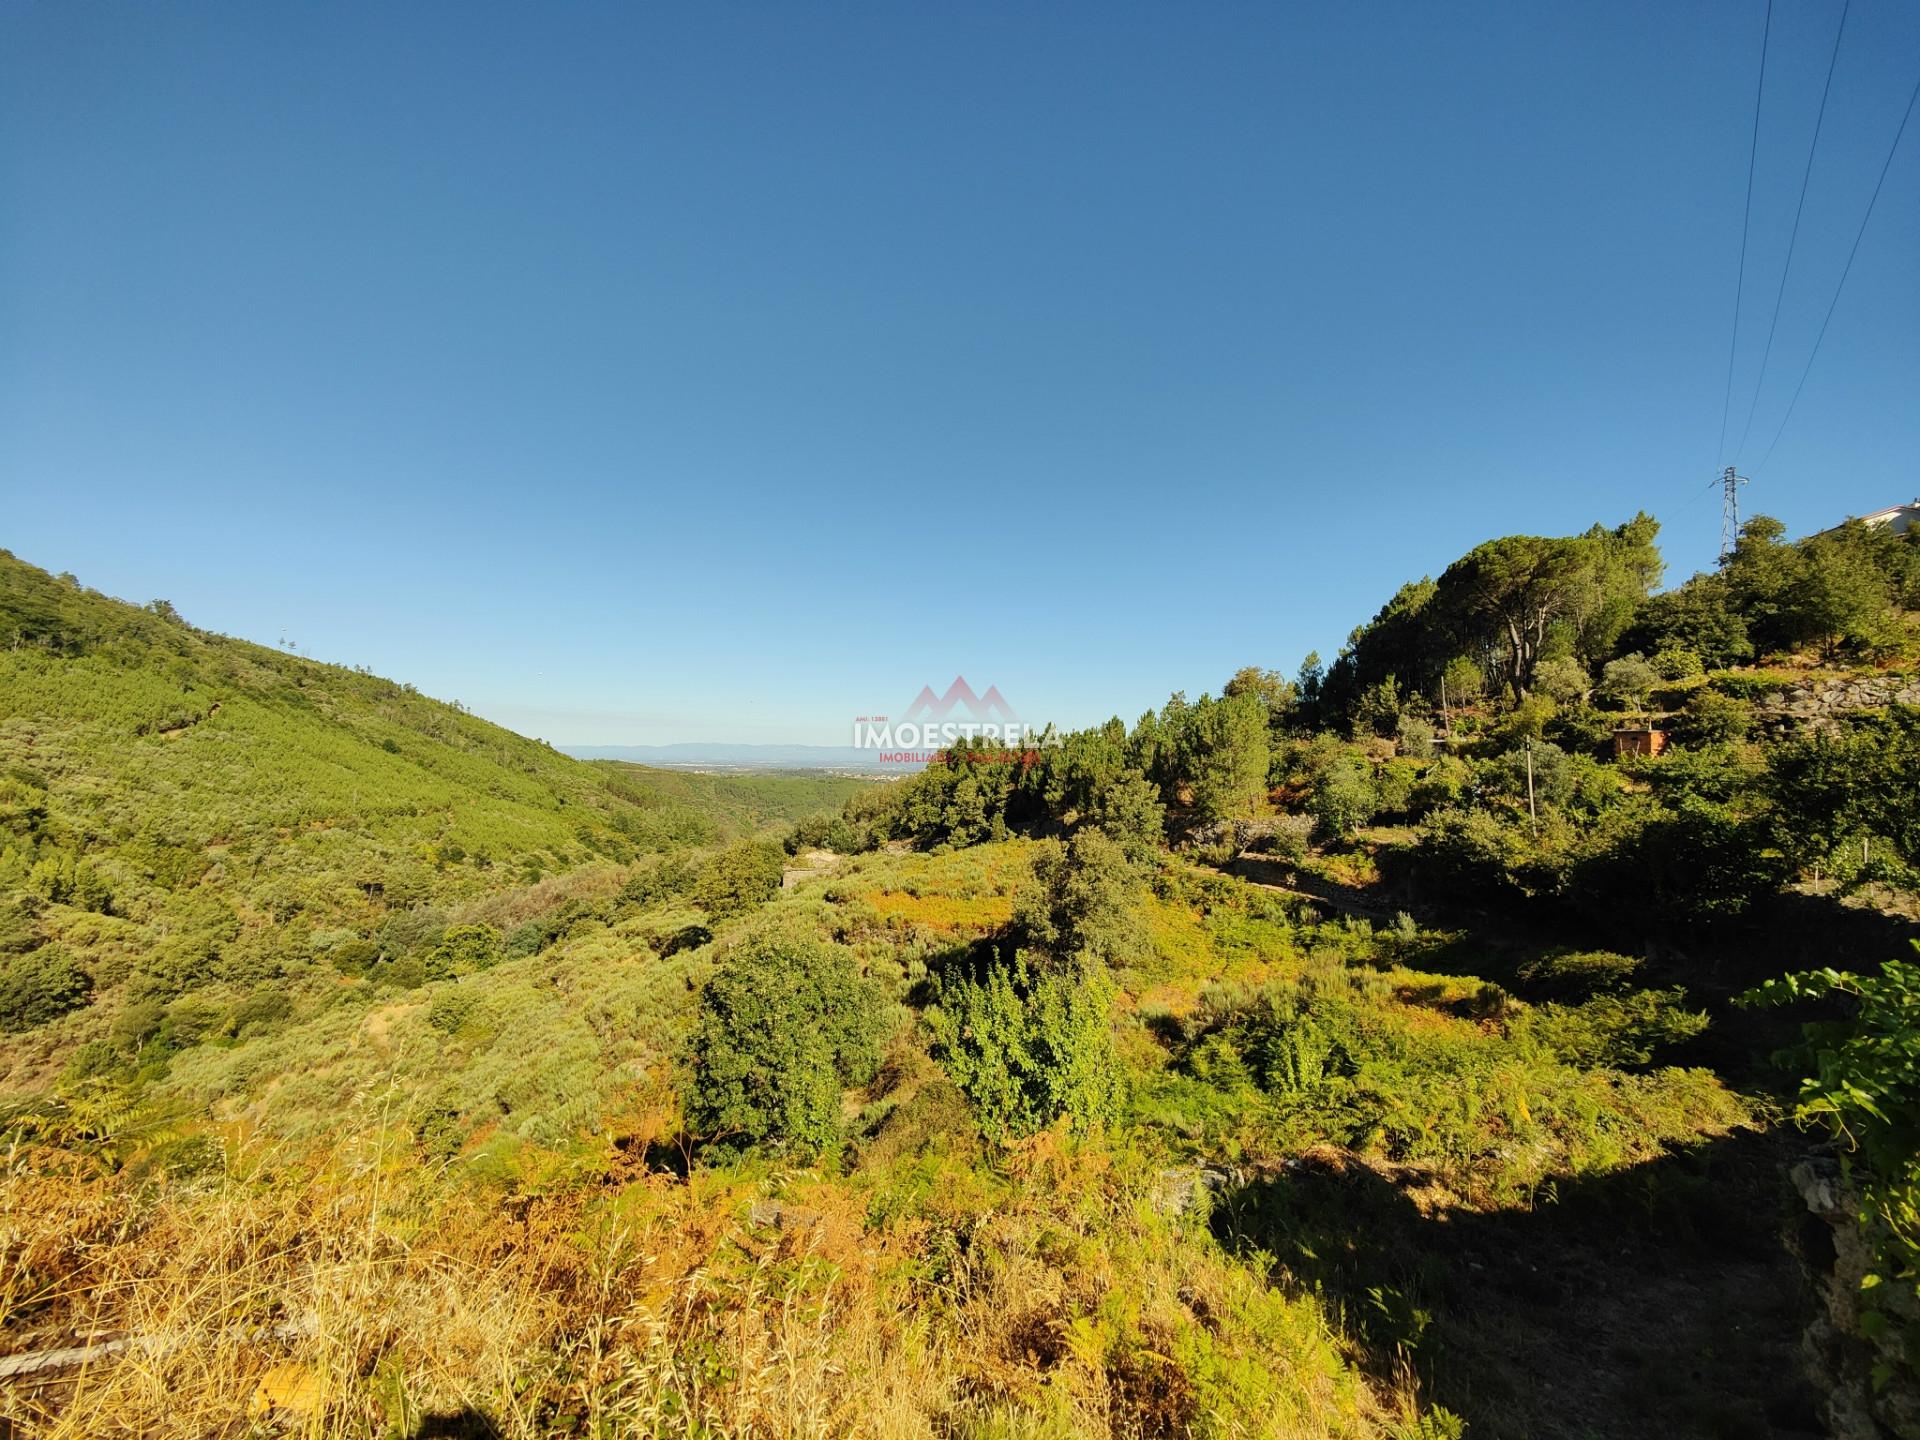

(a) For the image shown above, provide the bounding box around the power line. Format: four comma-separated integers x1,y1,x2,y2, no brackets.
1717,0,1773,465
1754,63,1920,476
1734,0,1850,462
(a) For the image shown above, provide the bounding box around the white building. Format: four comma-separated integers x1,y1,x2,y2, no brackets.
1851,500,1920,537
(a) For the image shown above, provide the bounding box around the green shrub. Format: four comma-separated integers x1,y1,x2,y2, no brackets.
329,938,380,975
685,922,888,1156
1352,678,1406,740
1372,760,1419,818
1311,757,1376,840
381,952,434,989
1514,949,1644,999
1085,767,1166,863
693,839,785,919
1532,656,1589,704
926,950,1122,1140
427,987,489,1036
1673,689,1753,747
151,995,221,1057
25,851,113,912
225,989,292,1039
620,853,697,910
503,899,600,961
1406,757,1470,818
1708,670,1796,701
1650,645,1705,681
1514,988,1707,1067
1542,704,1616,756
0,945,91,1031
1747,950,1920,1387
1768,709,1920,876
1570,795,1787,928
1482,694,1555,749
1010,831,1143,968
435,922,503,974
1394,715,1436,760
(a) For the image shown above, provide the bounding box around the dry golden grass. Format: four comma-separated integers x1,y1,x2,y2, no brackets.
859,889,1015,937
0,1122,1395,1440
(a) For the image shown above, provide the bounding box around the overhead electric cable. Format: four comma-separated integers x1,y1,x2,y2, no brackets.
1717,0,1773,464
1753,63,1920,476
1734,0,1850,461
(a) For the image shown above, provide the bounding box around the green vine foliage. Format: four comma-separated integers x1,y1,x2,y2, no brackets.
1747,946,1920,1380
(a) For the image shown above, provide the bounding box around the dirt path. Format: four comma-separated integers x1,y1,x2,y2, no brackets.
1222,853,1403,922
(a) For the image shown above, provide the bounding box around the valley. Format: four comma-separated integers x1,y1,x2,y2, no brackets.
2,508,1917,1439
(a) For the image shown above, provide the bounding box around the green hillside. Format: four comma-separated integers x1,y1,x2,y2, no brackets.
0,550,867,1084
3,515,1917,1439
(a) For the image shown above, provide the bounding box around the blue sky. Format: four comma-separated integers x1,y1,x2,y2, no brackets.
4,2,1917,745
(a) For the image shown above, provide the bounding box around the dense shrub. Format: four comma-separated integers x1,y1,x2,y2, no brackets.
927,834,1134,1138
224,989,292,1040
1513,949,1645,999
504,899,601,960
1513,988,1707,1067
1541,704,1615,756
1310,756,1376,840
692,840,785,919
1415,808,1533,903
1569,796,1787,929
0,946,91,1032
1709,670,1796,702
1406,756,1470,818
685,924,888,1156
25,850,113,912
427,987,489,1035
926,950,1122,1140
1085,768,1166,862
1768,710,1920,876
435,922,503,975
1531,657,1589,704
1182,693,1272,821
1650,645,1704,681
1010,831,1144,969
329,938,380,975
1392,712,1435,761
1673,689,1753,747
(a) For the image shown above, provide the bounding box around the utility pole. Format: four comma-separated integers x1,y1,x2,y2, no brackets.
1719,466,1749,563
1524,737,1538,836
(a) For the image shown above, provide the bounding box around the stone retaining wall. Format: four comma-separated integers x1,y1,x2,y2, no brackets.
1759,675,1920,733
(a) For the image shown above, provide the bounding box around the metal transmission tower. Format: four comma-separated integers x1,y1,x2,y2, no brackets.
1719,466,1749,562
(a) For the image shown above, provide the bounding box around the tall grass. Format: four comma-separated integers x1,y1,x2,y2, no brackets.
1,1125,1389,1439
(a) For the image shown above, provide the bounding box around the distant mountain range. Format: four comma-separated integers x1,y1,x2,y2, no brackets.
564,743,911,773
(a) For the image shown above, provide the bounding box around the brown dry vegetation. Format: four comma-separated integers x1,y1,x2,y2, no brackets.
1,1126,1384,1440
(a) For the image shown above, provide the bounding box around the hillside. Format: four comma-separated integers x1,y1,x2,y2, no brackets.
0,550,868,1085
2,513,1917,1440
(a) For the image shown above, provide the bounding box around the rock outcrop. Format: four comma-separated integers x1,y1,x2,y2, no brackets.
1758,675,1920,735
1791,1153,1920,1440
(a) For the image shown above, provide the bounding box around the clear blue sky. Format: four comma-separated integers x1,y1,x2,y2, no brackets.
5,2,1917,745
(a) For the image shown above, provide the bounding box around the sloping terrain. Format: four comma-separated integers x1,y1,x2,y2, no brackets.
0,550,866,1090
9,508,1916,1438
